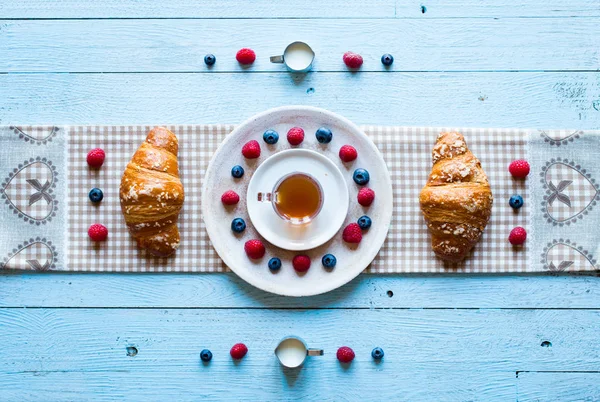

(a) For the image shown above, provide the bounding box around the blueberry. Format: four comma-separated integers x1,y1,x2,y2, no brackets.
231,218,246,233
315,127,333,144
231,165,244,178
200,349,213,362
263,129,279,145
204,54,216,66
357,215,372,230
353,168,370,185
88,188,103,203
371,347,384,360
509,195,523,209
268,257,282,271
381,54,394,66
321,254,337,269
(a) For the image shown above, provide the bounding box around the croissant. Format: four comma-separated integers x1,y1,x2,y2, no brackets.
419,132,493,262
119,127,185,257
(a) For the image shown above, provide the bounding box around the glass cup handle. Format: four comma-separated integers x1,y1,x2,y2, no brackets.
270,55,285,63
307,348,324,356
257,192,273,202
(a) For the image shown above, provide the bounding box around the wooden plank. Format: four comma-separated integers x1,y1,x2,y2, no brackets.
1,18,599,72
517,372,600,401
1,272,599,308
1,72,598,129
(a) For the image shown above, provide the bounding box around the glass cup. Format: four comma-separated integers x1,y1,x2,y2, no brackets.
275,336,323,368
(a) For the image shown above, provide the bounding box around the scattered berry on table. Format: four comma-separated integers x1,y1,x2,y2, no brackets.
231,218,246,233
230,343,248,360
315,127,333,144
268,257,282,271
263,129,279,145
357,187,375,206
292,255,311,273
204,54,216,66
244,239,265,259
236,48,256,65
339,145,358,162
88,188,104,203
231,165,245,178
508,227,527,245
371,347,384,360
381,54,394,66
242,140,261,159
357,215,372,230
322,254,337,269
221,190,240,205
336,346,355,363
353,168,370,185
343,223,363,243
287,127,305,145
86,148,105,168
88,223,108,242
343,51,363,69
509,195,524,209
200,349,213,362
508,160,530,178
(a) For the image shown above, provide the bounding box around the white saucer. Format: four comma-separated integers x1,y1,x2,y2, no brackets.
247,149,349,251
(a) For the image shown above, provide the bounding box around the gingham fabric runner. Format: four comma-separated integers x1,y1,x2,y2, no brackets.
1,125,599,273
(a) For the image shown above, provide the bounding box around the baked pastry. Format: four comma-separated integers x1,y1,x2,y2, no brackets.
119,127,185,257
419,132,493,262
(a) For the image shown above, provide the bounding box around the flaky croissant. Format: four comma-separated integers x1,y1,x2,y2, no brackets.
419,132,493,262
119,127,185,257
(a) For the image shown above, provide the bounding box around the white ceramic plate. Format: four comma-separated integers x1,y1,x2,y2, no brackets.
201,106,393,297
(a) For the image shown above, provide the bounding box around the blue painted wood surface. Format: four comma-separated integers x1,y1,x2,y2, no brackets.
1,1,599,400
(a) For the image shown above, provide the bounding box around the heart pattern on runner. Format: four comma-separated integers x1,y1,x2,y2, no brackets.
539,129,583,146
0,237,58,271
9,126,60,145
542,239,597,272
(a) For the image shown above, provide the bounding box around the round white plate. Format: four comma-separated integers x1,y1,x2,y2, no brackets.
202,106,393,297
247,149,349,251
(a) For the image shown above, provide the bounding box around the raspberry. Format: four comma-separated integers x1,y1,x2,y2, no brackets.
88,223,108,242
508,227,527,245
292,255,311,273
244,239,265,259
236,48,256,65
343,51,363,69
230,343,248,359
343,223,363,243
86,148,105,168
339,145,358,162
357,188,375,206
336,346,355,363
509,160,530,178
242,140,261,159
221,190,240,205
287,127,305,146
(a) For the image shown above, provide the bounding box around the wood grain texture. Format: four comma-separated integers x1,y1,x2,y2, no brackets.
517,372,600,401
2,18,599,72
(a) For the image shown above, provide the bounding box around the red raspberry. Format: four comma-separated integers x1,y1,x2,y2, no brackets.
287,127,305,146
230,343,248,359
357,188,375,206
292,255,311,273
343,51,363,69
244,239,265,259
86,148,105,168
336,346,355,363
242,140,261,159
88,223,108,242
221,190,240,205
236,48,256,65
508,160,530,178
508,227,527,245
339,145,358,162
343,223,363,243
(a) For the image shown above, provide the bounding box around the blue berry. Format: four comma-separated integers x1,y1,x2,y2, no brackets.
357,215,372,230
268,257,282,271
315,127,333,144
371,347,384,360
200,349,213,362
231,165,244,178
204,54,216,66
353,168,370,185
88,188,103,203
231,218,246,233
509,195,523,209
322,254,337,269
263,129,279,145
381,54,394,66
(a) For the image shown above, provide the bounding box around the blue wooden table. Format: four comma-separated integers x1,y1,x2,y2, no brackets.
1,1,599,400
